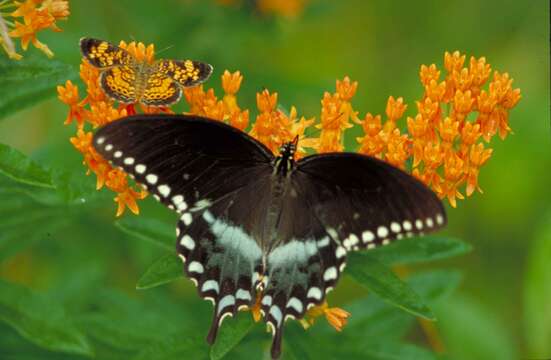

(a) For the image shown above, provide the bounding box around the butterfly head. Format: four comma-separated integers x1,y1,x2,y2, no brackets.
278,137,298,158
274,136,298,176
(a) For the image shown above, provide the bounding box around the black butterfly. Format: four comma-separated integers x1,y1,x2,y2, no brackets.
93,114,446,359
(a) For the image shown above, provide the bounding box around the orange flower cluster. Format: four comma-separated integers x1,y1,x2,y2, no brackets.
59,44,522,216
57,41,160,217
356,51,521,206
215,0,308,18
0,0,69,59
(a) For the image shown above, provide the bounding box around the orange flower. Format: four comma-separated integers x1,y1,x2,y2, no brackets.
216,0,308,18
301,301,351,332
257,0,308,18
40,0,69,20
1,0,69,59
57,80,87,126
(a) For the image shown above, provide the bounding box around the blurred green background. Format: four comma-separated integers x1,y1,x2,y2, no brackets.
0,0,549,359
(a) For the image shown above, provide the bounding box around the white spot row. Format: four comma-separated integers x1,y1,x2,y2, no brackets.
338,213,446,254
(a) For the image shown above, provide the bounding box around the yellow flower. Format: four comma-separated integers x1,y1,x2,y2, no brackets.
0,0,69,59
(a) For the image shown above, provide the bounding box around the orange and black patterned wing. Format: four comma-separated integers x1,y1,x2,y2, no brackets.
141,70,182,106
80,38,132,68
157,59,213,88
99,65,137,104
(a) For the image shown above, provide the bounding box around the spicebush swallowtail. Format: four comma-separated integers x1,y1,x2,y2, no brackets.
93,114,446,359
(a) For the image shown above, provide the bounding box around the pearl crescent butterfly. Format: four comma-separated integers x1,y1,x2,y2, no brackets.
79,38,213,107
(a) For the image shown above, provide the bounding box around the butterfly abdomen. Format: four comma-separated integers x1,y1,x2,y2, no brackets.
133,62,150,101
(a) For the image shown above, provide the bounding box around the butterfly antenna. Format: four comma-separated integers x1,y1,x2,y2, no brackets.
156,44,175,56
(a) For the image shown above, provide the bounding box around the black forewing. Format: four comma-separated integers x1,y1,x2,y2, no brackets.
294,153,447,253
93,114,273,210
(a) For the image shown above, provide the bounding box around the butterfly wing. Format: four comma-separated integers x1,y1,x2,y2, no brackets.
80,37,132,68
93,114,274,342
295,152,446,251
156,59,213,88
99,66,138,104
141,69,182,106
259,152,446,358
259,179,347,359
178,173,272,345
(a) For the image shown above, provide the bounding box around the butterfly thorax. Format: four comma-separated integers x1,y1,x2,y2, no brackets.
133,61,152,100
262,141,297,252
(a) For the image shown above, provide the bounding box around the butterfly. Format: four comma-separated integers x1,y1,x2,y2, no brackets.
93,114,446,359
80,38,213,107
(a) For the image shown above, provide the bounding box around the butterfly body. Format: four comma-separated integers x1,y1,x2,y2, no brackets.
93,114,446,359
80,38,213,106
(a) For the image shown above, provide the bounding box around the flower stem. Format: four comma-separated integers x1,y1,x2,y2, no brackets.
0,13,20,59
418,318,446,353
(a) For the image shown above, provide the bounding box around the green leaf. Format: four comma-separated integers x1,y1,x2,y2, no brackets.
346,253,435,320
75,289,190,352
436,296,517,360
0,323,83,360
210,316,255,360
524,214,551,357
50,169,106,205
0,55,78,119
341,292,415,343
136,253,183,290
342,270,461,345
0,193,67,261
359,342,438,360
133,335,208,360
0,279,93,357
407,270,462,305
370,236,472,265
0,143,54,188
115,217,173,251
